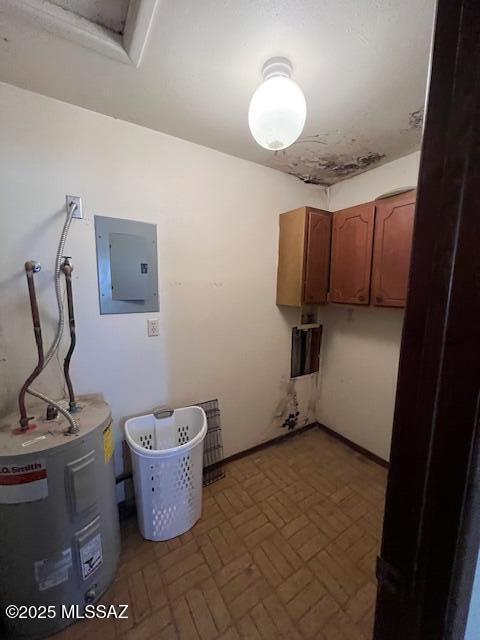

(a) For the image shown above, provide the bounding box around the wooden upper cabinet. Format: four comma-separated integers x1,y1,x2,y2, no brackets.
372,190,416,307
304,210,332,304
329,203,375,304
276,207,331,306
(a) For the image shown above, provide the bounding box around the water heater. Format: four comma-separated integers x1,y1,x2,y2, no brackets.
0,395,120,639
0,199,120,638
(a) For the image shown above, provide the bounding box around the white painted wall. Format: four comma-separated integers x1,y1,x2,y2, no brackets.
0,79,423,470
0,82,328,469
316,152,421,460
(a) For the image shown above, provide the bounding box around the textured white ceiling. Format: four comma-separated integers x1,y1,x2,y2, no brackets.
0,0,436,184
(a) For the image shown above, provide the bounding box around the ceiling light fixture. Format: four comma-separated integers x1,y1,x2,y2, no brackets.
248,57,307,151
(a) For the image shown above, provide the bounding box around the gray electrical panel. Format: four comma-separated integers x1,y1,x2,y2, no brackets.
94,216,159,314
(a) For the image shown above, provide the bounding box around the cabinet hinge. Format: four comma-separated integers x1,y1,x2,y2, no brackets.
376,556,406,596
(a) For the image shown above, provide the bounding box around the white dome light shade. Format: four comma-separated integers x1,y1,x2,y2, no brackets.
248,59,306,151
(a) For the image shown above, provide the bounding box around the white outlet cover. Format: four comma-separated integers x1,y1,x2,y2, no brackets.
147,318,160,337
66,195,83,219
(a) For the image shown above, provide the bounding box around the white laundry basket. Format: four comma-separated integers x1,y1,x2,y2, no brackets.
124,406,207,541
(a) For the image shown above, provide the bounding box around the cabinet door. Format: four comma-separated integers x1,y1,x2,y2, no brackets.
372,191,416,307
276,208,307,306
303,209,332,304
330,203,375,304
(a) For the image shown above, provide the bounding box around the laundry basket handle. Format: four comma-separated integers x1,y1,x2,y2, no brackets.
152,406,174,419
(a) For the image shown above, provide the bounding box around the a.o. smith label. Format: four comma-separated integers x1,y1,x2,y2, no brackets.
0,460,48,503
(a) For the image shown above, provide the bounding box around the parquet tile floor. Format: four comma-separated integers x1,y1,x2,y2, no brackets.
56,427,387,640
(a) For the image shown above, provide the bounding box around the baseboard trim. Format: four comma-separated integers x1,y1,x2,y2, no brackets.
118,423,318,519
317,422,390,469
118,421,388,520
205,422,318,471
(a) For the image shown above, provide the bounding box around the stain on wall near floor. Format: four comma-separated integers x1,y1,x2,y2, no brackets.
272,375,319,432
273,380,300,431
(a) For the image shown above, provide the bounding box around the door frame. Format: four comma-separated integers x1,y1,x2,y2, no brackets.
374,0,480,638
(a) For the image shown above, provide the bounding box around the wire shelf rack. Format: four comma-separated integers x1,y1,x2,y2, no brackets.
194,399,226,486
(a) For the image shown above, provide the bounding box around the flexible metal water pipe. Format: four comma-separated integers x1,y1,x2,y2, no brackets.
42,202,77,369
21,202,79,433
26,388,78,433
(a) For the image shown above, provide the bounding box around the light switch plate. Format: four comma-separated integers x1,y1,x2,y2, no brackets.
147,318,160,337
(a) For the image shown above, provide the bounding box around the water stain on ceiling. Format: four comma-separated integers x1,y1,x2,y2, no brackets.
285,149,386,185
0,0,435,186
271,108,425,185
408,108,424,129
